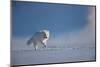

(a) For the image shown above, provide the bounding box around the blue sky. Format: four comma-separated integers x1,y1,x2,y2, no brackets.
12,1,90,37
11,1,95,50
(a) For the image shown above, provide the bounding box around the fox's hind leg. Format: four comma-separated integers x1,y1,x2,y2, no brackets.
34,45,36,51
33,42,38,51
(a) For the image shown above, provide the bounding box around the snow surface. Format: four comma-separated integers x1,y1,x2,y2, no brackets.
11,47,95,65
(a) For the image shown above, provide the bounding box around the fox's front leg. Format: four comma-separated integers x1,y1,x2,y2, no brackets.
40,41,46,48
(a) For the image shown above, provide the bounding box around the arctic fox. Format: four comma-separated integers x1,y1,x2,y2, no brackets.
27,30,50,50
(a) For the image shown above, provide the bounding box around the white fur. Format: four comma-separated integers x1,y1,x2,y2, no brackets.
27,30,50,50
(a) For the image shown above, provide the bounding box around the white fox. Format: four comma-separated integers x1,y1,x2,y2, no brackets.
27,30,50,50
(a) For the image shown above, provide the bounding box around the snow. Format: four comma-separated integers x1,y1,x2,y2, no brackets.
11,47,95,65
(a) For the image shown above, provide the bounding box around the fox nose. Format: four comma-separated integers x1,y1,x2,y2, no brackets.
44,36,47,38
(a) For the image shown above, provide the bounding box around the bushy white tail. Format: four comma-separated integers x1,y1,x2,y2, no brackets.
27,38,32,45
